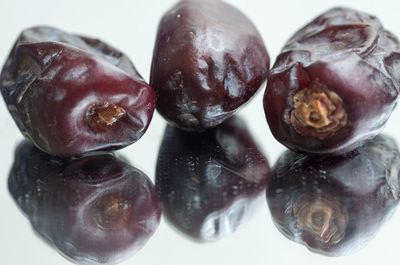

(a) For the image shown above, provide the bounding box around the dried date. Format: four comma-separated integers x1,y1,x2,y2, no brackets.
1,26,155,157
264,8,400,155
151,0,269,131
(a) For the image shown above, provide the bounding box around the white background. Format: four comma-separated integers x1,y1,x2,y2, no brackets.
1,0,400,264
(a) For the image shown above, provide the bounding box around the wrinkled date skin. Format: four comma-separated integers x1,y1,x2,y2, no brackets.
1,26,155,157
264,8,400,155
266,135,400,256
8,141,162,264
156,117,269,241
151,0,269,131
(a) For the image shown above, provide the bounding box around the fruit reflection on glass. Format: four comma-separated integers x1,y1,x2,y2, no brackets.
291,192,349,247
156,117,269,241
267,135,400,256
8,141,161,264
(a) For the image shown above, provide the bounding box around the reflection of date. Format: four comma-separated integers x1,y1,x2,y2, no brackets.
156,117,269,241
1,26,155,157
264,7,400,156
151,0,269,131
8,141,161,264
266,135,400,256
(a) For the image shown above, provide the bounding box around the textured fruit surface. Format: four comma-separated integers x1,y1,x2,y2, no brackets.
156,116,269,241
1,26,155,156
151,0,269,131
264,7,400,155
267,135,400,256
8,141,161,264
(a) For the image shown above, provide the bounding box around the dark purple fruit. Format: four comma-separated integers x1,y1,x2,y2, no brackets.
8,141,161,264
266,135,400,256
156,116,269,241
150,0,269,131
264,7,400,156
1,26,155,157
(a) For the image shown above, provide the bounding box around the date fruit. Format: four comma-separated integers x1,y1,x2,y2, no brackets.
1,26,155,157
151,0,269,131
264,7,400,155
156,116,269,241
8,141,161,264
267,135,400,256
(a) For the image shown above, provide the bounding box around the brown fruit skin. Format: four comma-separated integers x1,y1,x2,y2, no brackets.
150,0,269,131
8,141,161,265
267,135,400,256
264,7,400,156
1,26,155,157
155,116,269,241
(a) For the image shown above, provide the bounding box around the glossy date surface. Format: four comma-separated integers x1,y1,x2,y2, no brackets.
266,135,400,256
264,8,400,155
151,0,269,131
156,116,269,241
8,141,161,264
1,26,155,157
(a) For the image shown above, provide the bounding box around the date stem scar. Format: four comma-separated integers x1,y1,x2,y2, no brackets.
94,193,131,230
85,102,126,132
289,82,347,139
293,192,348,245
